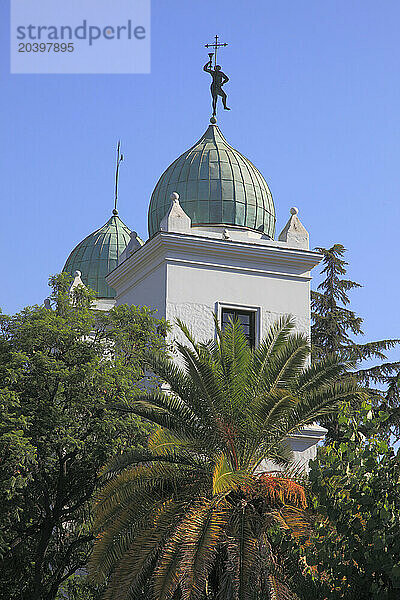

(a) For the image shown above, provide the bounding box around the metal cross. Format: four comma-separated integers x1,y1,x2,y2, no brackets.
114,140,124,215
205,35,228,68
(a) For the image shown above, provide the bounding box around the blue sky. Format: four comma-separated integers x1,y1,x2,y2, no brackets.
1,0,399,349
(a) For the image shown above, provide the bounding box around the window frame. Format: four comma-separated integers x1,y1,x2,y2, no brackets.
216,302,261,348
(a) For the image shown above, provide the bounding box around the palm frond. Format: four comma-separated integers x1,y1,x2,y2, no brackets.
94,462,197,527
283,380,364,442
210,318,253,418
174,341,225,421
91,497,177,585
146,352,217,427
179,500,229,600
252,317,297,387
152,539,183,600
237,508,258,600
176,318,200,353
122,389,203,437
295,353,347,393
269,507,310,542
267,337,310,391
148,426,192,457
268,575,298,600
254,474,307,510
212,453,249,496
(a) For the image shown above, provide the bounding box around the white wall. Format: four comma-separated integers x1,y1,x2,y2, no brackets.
109,229,319,347
114,262,167,318
166,261,311,346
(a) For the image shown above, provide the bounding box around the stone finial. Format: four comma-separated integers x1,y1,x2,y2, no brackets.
127,231,144,254
118,231,144,264
171,191,180,203
159,192,191,233
278,207,309,249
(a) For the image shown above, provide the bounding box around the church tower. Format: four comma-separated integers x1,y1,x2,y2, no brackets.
107,118,321,352
62,44,327,467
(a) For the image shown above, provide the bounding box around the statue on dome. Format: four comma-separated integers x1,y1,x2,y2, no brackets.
204,36,230,117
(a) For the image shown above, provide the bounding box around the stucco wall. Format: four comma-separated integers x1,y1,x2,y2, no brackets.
166,261,310,346
115,263,167,318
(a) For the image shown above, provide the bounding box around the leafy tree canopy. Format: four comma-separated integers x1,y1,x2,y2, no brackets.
0,274,167,600
298,401,400,600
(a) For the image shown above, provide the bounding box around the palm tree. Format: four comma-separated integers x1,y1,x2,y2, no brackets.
90,316,361,600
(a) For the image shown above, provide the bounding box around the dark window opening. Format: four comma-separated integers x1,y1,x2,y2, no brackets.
221,308,256,348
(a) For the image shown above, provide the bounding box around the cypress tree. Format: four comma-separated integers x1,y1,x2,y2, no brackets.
311,244,400,436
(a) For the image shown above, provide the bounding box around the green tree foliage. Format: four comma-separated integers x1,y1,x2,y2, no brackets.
311,244,400,436
56,572,105,600
0,389,36,555
0,274,167,600
90,316,361,600
296,402,400,600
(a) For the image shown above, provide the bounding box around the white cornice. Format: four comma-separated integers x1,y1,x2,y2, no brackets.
289,424,328,442
106,231,322,292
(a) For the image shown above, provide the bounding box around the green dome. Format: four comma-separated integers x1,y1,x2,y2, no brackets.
63,212,131,298
148,123,276,238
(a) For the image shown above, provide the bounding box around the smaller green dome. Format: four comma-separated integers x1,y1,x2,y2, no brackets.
63,213,131,298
